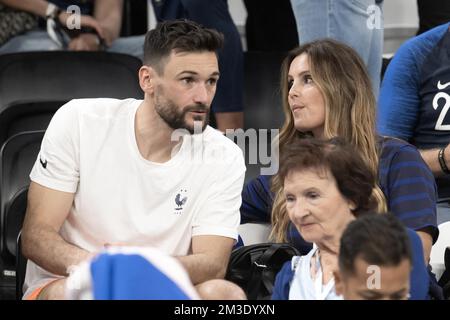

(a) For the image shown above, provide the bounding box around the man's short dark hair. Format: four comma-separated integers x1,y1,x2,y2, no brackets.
339,214,412,277
143,19,224,74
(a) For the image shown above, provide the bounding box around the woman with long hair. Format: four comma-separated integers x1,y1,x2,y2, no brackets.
241,39,437,262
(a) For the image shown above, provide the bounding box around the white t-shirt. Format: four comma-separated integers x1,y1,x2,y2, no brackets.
23,98,246,297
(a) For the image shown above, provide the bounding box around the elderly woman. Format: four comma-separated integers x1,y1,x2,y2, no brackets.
271,138,429,300
241,39,438,263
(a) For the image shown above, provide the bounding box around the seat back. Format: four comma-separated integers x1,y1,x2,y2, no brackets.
0,101,63,142
16,231,26,300
238,223,271,246
0,51,143,145
0,131,44,268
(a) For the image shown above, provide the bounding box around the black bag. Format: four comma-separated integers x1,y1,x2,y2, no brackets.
438,247,450,299
225,243,300,300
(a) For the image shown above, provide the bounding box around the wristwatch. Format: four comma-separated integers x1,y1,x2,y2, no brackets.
45,3,62,21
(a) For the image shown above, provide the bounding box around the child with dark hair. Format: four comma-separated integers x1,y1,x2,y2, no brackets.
335,214,422,300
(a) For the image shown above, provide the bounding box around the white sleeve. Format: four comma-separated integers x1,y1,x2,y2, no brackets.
191,149,246,240
30,100,80,193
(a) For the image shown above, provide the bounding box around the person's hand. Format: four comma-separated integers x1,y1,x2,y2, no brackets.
58,12,106,42
68,33,101,51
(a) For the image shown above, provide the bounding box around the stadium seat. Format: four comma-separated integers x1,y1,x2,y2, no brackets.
0,131,44,275
0,51,143,146
238,223,271,246
15,231,25,300
431,221,450,281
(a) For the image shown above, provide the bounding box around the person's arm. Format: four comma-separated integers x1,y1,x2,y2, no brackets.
0,0,104,37
177,235,235,284
0,0,48,17
21,100,85,276
93,0,123,46
377,34,422,141
420,146,450,177
181,145,246,284
68,0,123,51
384,142,438,262
21,182,92,276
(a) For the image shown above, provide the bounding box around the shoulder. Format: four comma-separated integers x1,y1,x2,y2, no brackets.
379,136,423,162
54,98,140,121
405,228,430,300
394,23,449,63
378,136,433,178
201,126,245,161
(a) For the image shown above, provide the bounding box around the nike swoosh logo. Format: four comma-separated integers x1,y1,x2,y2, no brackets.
437,80,450,90
40,157,47,169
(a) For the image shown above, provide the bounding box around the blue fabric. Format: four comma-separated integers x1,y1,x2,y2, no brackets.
406,229,430,300
377,22,450,144
151,0,244,113
271,228,430,300
271,260,293,300
377,22,450,200
234,235,244,249
240,174,273,225
90,253,191,300
290,0,384,97
240,137,438,244
377,137,438,242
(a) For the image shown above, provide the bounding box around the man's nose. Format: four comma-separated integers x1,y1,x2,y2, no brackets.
193,83,209,104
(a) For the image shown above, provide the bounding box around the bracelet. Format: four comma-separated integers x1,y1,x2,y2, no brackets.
438,146,450,174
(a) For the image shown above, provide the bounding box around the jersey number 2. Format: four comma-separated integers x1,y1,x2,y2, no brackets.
433,81,450,131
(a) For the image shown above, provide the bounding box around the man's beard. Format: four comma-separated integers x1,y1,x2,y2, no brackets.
155,92,209,134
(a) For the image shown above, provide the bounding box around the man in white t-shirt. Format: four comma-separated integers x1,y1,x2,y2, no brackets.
21,20,246,299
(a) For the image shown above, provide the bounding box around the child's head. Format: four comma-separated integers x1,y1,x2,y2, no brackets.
334,214,412,300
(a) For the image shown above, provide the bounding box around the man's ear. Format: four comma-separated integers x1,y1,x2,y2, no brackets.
139,65,156,94
334,270,344,296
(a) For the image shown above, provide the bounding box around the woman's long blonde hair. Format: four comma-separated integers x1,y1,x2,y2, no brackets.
271,39,387,243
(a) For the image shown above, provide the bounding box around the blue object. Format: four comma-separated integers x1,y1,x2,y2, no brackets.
90,253,191,300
